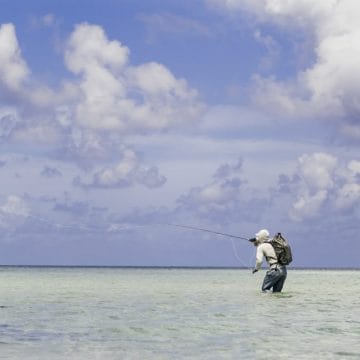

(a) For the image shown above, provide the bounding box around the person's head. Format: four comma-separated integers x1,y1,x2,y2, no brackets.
249,229,270,246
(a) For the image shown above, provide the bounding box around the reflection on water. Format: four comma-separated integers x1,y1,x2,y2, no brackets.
0,267,359,359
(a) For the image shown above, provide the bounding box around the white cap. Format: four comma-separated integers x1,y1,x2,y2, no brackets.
255,229,270,243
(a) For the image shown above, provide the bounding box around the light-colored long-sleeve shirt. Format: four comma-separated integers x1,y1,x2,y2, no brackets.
255,242,278,270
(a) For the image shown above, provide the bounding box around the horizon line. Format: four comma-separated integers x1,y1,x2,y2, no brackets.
0,265,359,270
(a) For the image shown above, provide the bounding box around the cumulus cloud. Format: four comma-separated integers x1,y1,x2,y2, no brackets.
64,23,203,131
0,23,29,91
334,160,360,210
74,148,167,189
334,183,360,210
0,22,203,170
0,195,29,230
0,108,20,141
176,157,264,223
292,189,328,220
274,152,360,220
55,127,109,168
0,195,29,216
208,0,360,138
289,152,337,220
298,152,337,190
64,23,130,130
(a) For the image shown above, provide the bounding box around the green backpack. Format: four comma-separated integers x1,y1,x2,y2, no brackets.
270,233,293,265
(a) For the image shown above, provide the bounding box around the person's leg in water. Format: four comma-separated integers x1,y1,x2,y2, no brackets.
272,267,287,293
261,267,285,292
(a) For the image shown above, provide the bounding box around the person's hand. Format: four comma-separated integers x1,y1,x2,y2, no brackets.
252,269,258,274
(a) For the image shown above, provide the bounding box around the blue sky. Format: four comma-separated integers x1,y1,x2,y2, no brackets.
0,0,359,267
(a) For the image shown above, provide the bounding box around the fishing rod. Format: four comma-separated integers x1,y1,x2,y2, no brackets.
165,223,249,241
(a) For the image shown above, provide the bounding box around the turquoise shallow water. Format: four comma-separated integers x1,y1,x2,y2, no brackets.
0,267,359,359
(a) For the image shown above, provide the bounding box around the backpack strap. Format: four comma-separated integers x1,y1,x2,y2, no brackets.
265,243,278,265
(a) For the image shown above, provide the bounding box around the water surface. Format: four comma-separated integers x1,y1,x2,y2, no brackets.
0,267,359,359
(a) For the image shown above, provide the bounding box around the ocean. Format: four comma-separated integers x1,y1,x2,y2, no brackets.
0,267,359,359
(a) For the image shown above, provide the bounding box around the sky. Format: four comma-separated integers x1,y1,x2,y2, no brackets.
0,0,359,267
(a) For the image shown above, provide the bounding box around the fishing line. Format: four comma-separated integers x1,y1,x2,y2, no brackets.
230,237,250,268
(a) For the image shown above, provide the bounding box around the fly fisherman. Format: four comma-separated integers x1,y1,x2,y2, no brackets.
249,229,287,292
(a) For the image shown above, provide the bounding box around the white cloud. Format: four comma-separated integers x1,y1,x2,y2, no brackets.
348,160,360,177
0,20,209,187
291,189,328,221
64,23,129,129
65,23,129,74
0,23,29,91
66,128,108,161
177,158,246,216
93,149,138,187
335,183,360,210
334,159,360,209
208,0,337,27
64,23,204,131
136,166,167,188
0,195,29,230
290,152,336,220
75,148,167,189
0,107,20,141
0,22,203,163
208,0,360,135
298,152,337,190
287,152,360,220
0,195,29,216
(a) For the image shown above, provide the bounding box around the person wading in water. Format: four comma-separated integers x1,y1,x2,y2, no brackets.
249,229,287,293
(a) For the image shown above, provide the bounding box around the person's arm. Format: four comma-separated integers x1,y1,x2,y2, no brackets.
253,245,264,273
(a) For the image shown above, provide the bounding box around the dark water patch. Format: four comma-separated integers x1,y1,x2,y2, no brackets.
109,315,120,320
318,326,343,334
0,325,12,332
129,326,148,334
214,313,226,318
335,351,360,357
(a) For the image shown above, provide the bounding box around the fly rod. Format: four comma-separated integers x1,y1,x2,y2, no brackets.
165,223,249,241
